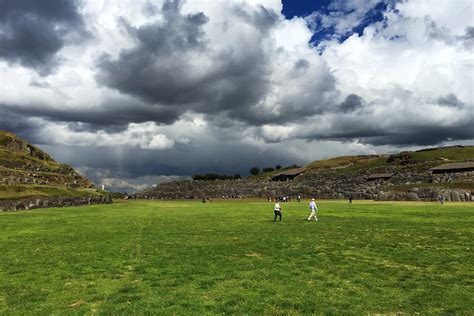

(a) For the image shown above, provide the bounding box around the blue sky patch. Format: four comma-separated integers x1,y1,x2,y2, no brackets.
282,0,391,45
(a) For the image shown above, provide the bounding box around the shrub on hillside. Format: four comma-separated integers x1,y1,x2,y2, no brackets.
249,167,260,175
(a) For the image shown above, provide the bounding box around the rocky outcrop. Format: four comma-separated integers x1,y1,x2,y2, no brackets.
0,130,94,188
1,130,110,211
0,195,113,212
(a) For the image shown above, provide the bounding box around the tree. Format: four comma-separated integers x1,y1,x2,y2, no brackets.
275,165,282,170
262,167,275,173
249,167,260,175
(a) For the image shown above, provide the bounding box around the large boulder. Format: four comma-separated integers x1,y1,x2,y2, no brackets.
377,191,394,201
406,192,420,201
450,191,461,202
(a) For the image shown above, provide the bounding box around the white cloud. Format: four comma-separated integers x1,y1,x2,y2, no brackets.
312,0,474,143
34,121,175,150
148,134,175,149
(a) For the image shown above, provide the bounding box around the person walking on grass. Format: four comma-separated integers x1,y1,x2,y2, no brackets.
274,201,282,222
307,198,319,221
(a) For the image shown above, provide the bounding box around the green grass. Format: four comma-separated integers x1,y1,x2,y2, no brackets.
306,155,381,170
411,146,474,162
250,165,301,180
333,157,388,175
0,185,105,200
0,200,473,314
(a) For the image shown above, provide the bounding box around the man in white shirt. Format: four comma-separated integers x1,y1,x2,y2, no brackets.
274,201,282,222
307,198,319,221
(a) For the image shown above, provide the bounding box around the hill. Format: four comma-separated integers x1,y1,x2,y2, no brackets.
137,145,474,201
0,130,111,211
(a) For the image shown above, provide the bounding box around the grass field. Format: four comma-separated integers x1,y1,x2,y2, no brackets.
0,200,472,314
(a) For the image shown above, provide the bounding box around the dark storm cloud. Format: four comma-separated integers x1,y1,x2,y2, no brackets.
227,68,337,125
41,140,300,180
458,26,474,49
95,0,280,125
337,94,364,112
0,97,181,134
301,117,474,147
0,108,41,142
96,0,210,105
0,98,179,154
436,93,464,108
0,0,88,75
359,123,474,146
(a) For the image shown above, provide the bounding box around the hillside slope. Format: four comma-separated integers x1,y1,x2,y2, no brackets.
0,130,110,209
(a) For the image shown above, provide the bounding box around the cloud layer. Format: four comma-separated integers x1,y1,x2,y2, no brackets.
0,0,472,191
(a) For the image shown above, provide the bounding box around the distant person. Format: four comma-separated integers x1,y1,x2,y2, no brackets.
274,201,282,222
298,195,301,202
438,195,444,204
348,197,353,204
307,198,319,222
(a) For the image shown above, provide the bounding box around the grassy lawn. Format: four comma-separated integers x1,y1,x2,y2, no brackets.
0,200,472,314
411,147,474,162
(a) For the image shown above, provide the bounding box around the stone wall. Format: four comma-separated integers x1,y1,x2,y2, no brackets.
0,195,113,212
135,163,474,202
377,188,473,202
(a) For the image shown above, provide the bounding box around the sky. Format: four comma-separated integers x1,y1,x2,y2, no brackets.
1,0,473,192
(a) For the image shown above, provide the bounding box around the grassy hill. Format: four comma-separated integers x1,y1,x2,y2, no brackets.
0,200,471,314
256,145,474,178
0,130,104,200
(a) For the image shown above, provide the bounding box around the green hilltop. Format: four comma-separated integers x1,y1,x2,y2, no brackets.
0,130,105,201
256,145,474,180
